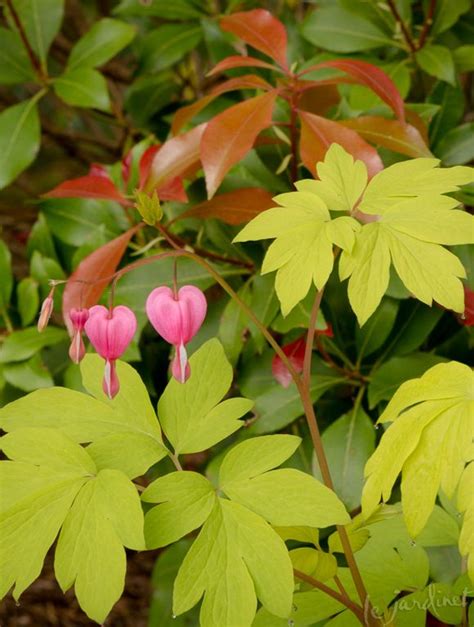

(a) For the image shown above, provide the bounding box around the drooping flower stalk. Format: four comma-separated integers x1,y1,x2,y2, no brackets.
146,285,207,383
84,305,137,398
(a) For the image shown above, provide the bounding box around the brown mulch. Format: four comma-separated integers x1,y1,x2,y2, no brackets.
0,550,159,627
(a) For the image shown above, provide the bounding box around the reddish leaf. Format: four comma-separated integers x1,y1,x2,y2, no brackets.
207,55,280,76
139,145,188,201
139,145,160,188
172,74,272,134
272,336,306,388
298,83,341,116
460,286,474,326
301,59,405,123
220,9,288,70
158,176,188,202
44,175,130,205
202,91,277,198
62,226,140,333
405,108,429,143
298,110,383,178
122,150,132,185
143,124,207,194
340,116,432,158
170,188,275,225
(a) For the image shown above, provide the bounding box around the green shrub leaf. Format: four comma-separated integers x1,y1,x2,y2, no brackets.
0,99,40,189
67,18,136,70
54,68,111,111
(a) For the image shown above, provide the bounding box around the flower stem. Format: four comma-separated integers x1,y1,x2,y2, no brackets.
299,290,372,616
73,247,378,622
293,570,364,623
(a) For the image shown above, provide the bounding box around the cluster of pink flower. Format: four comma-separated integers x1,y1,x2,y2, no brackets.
38,285,207,399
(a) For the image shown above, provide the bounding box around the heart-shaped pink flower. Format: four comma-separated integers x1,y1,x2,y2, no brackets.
146,285,207,383
84,305,137,398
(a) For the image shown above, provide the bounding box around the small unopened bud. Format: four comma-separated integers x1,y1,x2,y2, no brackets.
134,189,162,226
37,290,54,332
68,308,89,364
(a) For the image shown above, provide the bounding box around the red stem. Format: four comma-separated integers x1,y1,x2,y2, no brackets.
417,0,436,50
386,0,417,53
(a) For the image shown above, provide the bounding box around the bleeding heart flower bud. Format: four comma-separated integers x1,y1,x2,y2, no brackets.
272,336,306,388
84,305,137,399
146,285,207,383
37,291,54,332
68,308,89,364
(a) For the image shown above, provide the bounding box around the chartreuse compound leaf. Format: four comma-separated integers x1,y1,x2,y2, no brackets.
0,354,168,479
0,427,145,623
142,471,216,549
234,144,474,324
167,435,349,626
219,437,350,528
173,498,294,627
234,186,360,315
457,462,474,583
341,191,474,325
218,434,301,484
357,158,474,213
54,467,145,622
158,339,253,454
362,361,474,538
295,143,368,213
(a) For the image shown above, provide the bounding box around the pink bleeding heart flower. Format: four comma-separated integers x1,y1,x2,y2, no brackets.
84,305,137,399
68,308,89,364
146,285,207,383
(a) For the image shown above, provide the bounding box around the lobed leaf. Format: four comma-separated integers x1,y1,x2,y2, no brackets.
0,355,167,478
54,468,145,622
358,158,473,214
361,362,474,537
219,435,301,485
158,339,253,454
142,471,216,548
295,143,367,213
222,468,350,528
173,498,293,626
457,463,474,583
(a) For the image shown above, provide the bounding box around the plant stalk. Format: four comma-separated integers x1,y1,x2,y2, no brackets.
294,569,365,623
